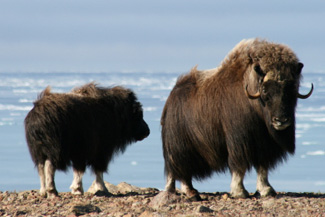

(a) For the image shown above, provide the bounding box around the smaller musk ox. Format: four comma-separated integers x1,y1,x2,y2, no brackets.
161,39,313,200
25,83,150,198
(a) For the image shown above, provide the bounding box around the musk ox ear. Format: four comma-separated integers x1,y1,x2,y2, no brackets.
297,62,304,74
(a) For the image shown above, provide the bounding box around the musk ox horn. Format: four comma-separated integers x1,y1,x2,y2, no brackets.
298,83,314,99
245,85,261,99
263,71,276,82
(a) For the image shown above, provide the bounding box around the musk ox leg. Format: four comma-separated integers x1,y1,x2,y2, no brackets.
256,167,276,197
44,159,58,198
92,171,109,196
164,173,176,193
164,173,201,200
180,179,201,201
230,171,249,198
37,163,46,197
70,169,84,195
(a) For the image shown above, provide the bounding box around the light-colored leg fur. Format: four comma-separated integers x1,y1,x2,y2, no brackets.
256,167,276,197
164,173,200,200
70,169,84,195
37,163,46,197
44,159,58,198
230,171,249,198
92,171,109,194
180,179,200,200
164,173,176,193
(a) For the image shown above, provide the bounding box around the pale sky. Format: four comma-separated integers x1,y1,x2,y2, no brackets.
0,0,324,73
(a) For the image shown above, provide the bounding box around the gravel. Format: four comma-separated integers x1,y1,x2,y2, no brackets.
0,182,324,216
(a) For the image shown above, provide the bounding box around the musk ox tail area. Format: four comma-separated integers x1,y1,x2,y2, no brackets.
25,85,74,171
25,97,71,171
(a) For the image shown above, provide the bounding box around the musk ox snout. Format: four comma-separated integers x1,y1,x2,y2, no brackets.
271,116,291,130
134,120,150,141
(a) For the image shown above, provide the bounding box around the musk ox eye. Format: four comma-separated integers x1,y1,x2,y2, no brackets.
261,87,270,102
262,87,267,94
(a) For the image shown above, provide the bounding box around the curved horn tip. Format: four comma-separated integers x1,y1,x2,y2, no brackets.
298,83,314,99
245,85,261,100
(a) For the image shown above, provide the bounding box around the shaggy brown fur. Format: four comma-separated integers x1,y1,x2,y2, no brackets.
161,38,312,198
25,83,150,196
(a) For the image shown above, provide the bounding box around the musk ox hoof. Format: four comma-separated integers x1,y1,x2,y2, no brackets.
87,180,112,196
254,187,277,198
184,190,202,201
188,194,202,201
94,190,113,197
39,189,47,198
71,188,84,195
230,189,249,199
47,190,59,199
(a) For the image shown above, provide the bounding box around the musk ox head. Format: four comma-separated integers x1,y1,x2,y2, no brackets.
130,101,150,141
73,82,150,141
112,87,150,142
244,40,313,131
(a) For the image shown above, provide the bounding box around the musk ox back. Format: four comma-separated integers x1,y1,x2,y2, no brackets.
161,39,313,200
25,83,150,198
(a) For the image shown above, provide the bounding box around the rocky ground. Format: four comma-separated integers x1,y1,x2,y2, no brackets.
0,182,324,216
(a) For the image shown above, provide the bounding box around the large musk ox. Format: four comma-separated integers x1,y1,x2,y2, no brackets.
161,39,313,199
25,83,150,198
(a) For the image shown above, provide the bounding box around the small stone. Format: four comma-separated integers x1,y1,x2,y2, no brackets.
40,202,49,208
222,194,229,200
200,194,209,200
131,201,142,208
0,209,5,215
149,191,182,209
139,210,154,217
70,204,101,216
262,199,276,208
117,182,141,194
104,182,120,194
15,210,29,216
143,198,151,205
197,205,213,213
